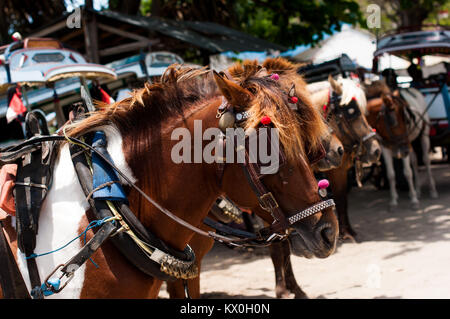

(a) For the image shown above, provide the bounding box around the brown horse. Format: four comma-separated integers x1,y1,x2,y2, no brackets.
365,80,437,209
307,76,381,240
259,75,383,299
166,58,344,299
0,62,338,299
266,75,383,298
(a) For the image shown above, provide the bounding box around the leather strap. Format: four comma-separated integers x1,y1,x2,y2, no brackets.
60,221,117,275
0,221,31,299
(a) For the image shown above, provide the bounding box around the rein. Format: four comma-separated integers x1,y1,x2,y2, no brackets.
0,79,335,297
323,89,378,187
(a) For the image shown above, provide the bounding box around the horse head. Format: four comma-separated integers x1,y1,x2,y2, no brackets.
310,76,381,165
366,81,411,159
221,59,339,258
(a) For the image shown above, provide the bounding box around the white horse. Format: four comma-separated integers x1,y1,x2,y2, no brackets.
372,86,438,210
399,88,439,201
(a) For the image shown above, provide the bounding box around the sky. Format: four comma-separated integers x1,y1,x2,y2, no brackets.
64,0,109,11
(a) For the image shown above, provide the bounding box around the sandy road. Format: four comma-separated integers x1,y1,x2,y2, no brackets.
160,163,450,299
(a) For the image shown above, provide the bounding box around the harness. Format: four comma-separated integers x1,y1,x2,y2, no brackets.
0,90,335,298
211,95,335,245
324,90,377,154
323,90,378,187
375,96,410,156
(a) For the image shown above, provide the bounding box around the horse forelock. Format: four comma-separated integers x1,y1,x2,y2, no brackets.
339,78,368,115
309,79,368,115
228,58,328,163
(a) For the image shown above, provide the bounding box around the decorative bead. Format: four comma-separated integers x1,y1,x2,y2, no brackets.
261,116,271,125
289,96,298,104
270,73,280,81
318,179,329,189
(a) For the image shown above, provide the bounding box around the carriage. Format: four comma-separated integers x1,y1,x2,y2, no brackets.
104,51,184,102
297,53,359,83
0,37,117,146
372,25,450,156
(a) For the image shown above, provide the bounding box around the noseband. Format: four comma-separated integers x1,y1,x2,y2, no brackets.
216,95,335,241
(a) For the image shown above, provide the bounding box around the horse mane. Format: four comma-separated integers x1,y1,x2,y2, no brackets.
364,79,391,100
66,64,217,139
227,58,328,163
309,78,368,115
66,60,325,185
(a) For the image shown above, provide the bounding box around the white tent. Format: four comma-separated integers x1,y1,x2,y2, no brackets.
292,25,410,70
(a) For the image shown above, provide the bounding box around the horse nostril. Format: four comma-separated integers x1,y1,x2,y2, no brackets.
337,146,344,156
319,226,335,246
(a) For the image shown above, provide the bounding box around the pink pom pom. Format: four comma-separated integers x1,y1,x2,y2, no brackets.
270,73,280,81
318,179,329,189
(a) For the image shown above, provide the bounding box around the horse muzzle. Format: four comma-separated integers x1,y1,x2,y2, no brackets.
288,208,338,258
360,135,381,164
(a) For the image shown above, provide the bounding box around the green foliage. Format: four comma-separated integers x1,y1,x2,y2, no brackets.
140,0,364,48
235,0,364,47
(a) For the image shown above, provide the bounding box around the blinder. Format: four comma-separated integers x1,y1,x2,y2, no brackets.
341,98,361,121
326,91,377,154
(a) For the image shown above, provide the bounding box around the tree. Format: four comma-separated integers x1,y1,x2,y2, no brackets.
140,0,364,47
0,0,66,45
359,0,449,33
109,0,142,15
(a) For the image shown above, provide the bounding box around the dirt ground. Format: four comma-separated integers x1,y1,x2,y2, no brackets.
159,163,450,299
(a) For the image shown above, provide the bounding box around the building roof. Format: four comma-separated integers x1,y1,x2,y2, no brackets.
24,8,285,64
291,25,410,71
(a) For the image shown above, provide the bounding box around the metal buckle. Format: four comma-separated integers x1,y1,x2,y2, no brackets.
266,232,287,243
259,192,279,211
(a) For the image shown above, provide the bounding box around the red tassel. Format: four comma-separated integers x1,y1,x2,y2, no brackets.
289,96,298,104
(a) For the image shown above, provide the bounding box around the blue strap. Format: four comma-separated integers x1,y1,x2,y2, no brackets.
91,131,128,203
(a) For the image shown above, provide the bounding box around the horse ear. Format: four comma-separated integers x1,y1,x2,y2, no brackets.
288,83,296,97
213,70,252,107
328,75,343,95
382,93,395,110
255,67,268,77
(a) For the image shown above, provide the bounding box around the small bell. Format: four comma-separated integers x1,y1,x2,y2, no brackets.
218,111,236,132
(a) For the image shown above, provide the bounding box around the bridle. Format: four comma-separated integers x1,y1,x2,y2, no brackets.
375,95,410,155
0,80,336,299
324,89,377,157
215,91,335,242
